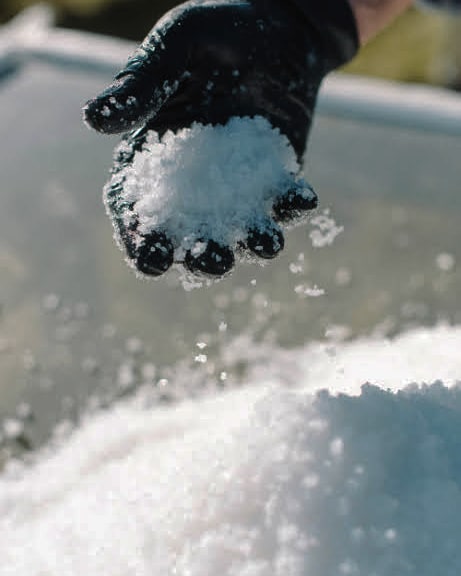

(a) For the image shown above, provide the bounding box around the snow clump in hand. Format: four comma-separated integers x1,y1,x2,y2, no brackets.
106,116,316,283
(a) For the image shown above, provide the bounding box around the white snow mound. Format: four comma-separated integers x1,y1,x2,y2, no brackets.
1,325,461,575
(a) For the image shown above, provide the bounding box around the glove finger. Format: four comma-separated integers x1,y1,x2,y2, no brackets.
106,189,175,277
246,218,285,259
132,230,175,277
184,239,235,277
104,145,174,277
83,22,190,134
273,182,318,222
83,68,187,135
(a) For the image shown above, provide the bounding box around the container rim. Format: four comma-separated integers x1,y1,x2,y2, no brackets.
1,4,461,135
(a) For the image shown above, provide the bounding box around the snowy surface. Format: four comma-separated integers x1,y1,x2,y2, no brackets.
1,324,461,575
109,117,313,254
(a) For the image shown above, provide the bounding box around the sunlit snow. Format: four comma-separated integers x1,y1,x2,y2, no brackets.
108,116,313,253
1,325,461,575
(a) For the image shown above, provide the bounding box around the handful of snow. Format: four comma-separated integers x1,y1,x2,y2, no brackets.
106,116,316,280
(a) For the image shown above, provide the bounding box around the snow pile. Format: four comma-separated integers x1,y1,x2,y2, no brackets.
110,116,312,251
1,326,461,575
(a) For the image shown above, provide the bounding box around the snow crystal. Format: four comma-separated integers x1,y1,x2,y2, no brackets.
436,252,455,272
309,210,344,248
294,283,325,298
335,267,352,286
2,418,24,440
2,326,461,574
110,116,310,254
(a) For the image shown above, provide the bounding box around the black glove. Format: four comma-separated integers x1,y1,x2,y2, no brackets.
83,0,358,278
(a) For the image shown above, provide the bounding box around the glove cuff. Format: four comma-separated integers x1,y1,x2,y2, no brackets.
287,0,359,71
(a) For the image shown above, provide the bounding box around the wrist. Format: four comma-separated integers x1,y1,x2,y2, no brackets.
347,0,413,45
287,0,359,70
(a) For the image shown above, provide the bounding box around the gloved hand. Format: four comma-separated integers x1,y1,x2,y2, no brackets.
83,0,358,278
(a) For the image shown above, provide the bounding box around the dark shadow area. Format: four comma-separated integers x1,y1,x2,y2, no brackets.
58,0,180,40
1,0,181,41
0,60,21,86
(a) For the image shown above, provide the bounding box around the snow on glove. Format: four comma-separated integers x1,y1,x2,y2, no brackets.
83,0,358,279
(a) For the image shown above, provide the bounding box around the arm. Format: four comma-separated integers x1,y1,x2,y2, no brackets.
349,0,413,46
288,0,412,47
348,0,413,45
349,0,461,46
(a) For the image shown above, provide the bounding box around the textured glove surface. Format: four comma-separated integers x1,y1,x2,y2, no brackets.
83,0,358,279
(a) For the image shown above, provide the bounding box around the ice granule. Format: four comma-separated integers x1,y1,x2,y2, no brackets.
115,116,307,250
309,210,344,248
294,284,325,298
436,252,455,272
2,418,24,440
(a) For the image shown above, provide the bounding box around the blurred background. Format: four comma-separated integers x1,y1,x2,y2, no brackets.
1,0,461,88
1,0,461,463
